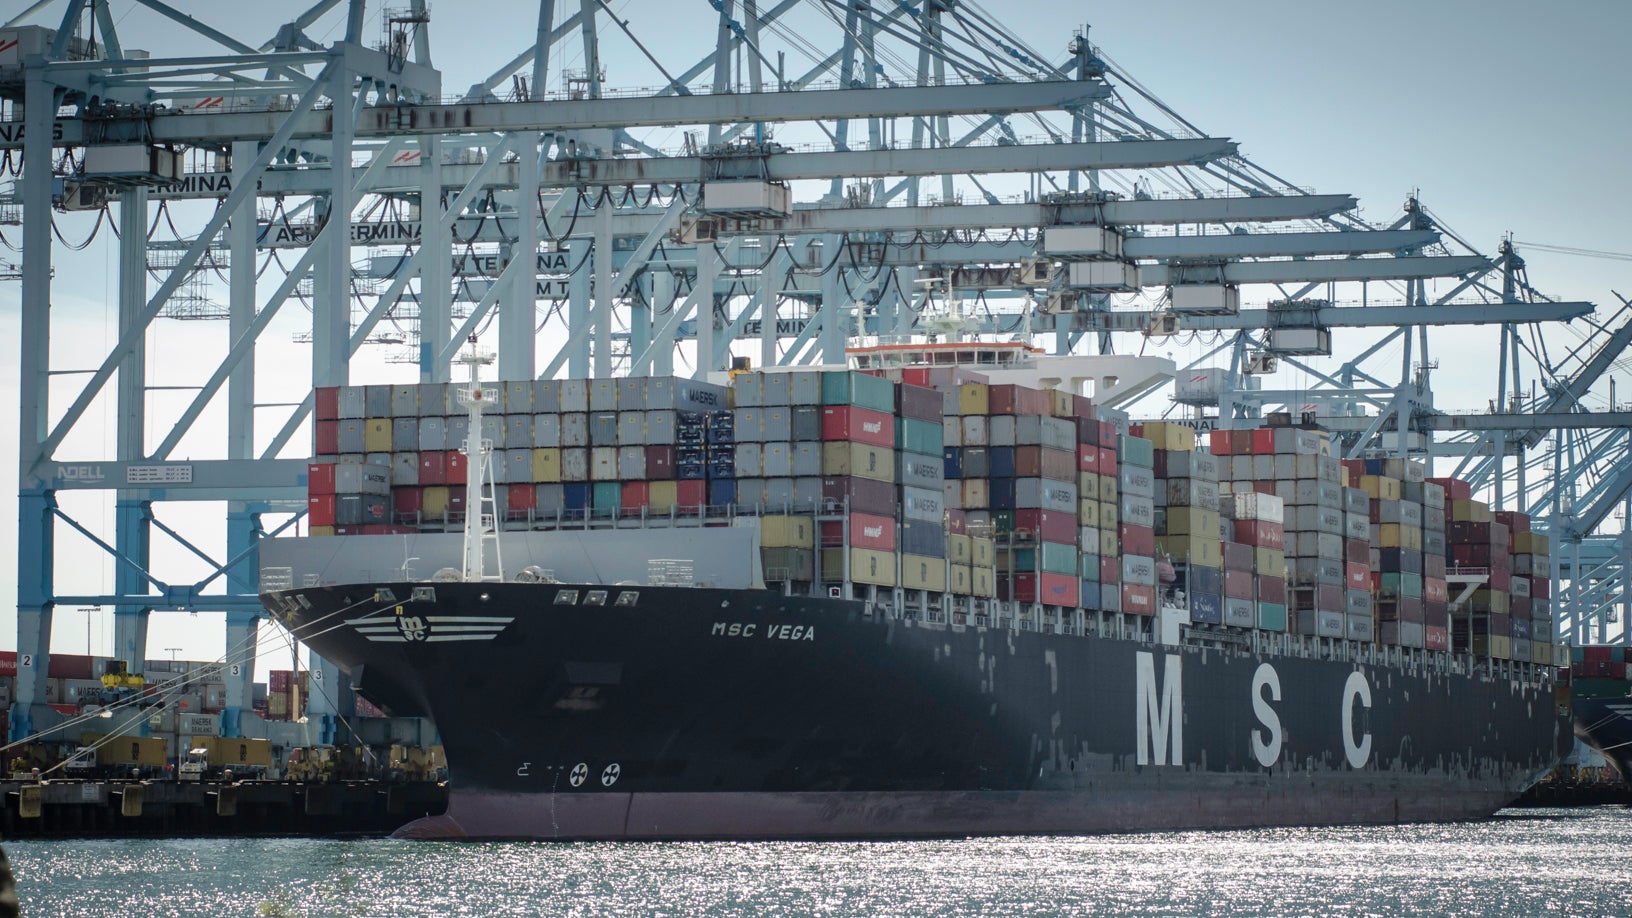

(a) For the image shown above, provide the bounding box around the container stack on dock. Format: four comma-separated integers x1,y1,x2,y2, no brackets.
1142,422,1215,623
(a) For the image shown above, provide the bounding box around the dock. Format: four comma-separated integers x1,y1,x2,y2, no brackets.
0,779,447,838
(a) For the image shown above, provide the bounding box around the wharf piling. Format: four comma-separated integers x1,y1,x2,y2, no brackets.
0,779,446,838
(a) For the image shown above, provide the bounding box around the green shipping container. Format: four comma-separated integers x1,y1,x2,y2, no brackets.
592,482,622,510
1257,602,1288,632
1569,645,1585,662
1117,434,1155,469
1379,572,1423,598
989,510,1016,535
1008,542,1077,576
1080,554,1101,581
821,371,895,412
896,417,944,456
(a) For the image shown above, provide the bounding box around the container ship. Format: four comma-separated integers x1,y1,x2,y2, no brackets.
260,348,1570,839
1567,646,1632,779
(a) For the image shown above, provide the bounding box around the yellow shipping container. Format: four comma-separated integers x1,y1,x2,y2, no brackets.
364,418,393,452
1253,547,1285,577
902,555,948,591
648,480,678,511
1376,524,1422,551
822,442,896,483
957,383,990,415
1360,475,1401,501
961,479,989,509
1472,634,1512,660
1141,421,1194,452
81,734,168,769
971,537,994,567
1101,475,1119,503
310,525,336,537
759,515,815,549
1511,531,1550,558
821,548,897,586
1079,500,1100,528
422,486,451,516
1078,472,1099,500
950,563,973,595
948,534,972,564
1101,500,1119,531
1450,499,1491,523
1156,534,1222,568
531,447,562,483
1049,389,1075,418
1099,529,1118,557
1471,589,1510,614
971,566,995,598
188,736,274,769
1163,507,1218,537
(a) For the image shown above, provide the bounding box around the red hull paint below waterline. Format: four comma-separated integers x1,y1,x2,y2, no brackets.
397,784,1526,842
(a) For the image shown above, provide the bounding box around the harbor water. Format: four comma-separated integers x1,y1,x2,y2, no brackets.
7,807,1629,916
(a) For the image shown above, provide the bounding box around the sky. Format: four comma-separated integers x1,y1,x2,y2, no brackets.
0,0,1629,669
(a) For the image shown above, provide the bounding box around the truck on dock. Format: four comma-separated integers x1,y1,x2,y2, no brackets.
177,736,273,781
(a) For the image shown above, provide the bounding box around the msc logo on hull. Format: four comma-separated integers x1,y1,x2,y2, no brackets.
346,612,514,643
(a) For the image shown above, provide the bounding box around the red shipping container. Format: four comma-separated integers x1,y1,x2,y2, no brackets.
1014,509,1076,543
308,494,336,527
821,406,896,448
1002,572,1079,606
0,650,15,679
1224,569,1254,600
677,480,707,508
1076,417,1099,447
1257,575,1287,603
1452,544,1489,567
448,489,467,514
1118,523,1155,556
1209,430,1232,456
270,670,291,693
1078,444,1100,473
393,486,423,515
946,510,967,534
315,386,341,421
1488,568,1511,591
988,384,1048,416
507,483,537,512
1250,428,1274,454
1100,556,1121,585
1099,420,1117,445
1122,584,1157,617
1424,601,1449,629
1429,477,1472,501
820,513,897,551
1098,445,1118,476
1015,445,1076,481
1072,394,1096,421
1345,539,1368,564
1234,520,1284,550
621,481,649,510
1582,645,1613,664
1531,576,1550,599
448,450,468,479
419,452,448,486
1424,625,1449,651
307,462,337,496
645,445,675,479
901,368,933,388
314,420,340,455
1423,578,1448,603
895,384,942,422
47,653,94,680
1425,553,1447,579
1494,510,1529,533
1345,562,1370,591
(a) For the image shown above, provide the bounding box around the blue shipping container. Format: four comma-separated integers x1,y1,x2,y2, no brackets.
943,447,963,480
709,479,737,506
563,483,591,511
990,446,1017,478
1191,591,1223,624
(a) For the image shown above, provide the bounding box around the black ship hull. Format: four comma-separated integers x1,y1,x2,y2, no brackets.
1572,685,1632,779
264,582,1569,840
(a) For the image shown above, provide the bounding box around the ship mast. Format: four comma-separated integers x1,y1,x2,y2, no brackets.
456,349,504,582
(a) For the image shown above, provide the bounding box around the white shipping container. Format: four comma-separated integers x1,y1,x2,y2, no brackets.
589,379,618,411
561,414,589,447
1118,465,1155,499
942,418,963,448
1122,553,1156,586
735,444,763,477
1120,494,1155,528
559,380,589,412
988,415,1017,447
392,452,419,486
1018,478,1077,513
792,443,823,478
532,380,561,412
763,443,793,478
902,486,943,523
618,412,647,446
590,447,618,481
960,416,988,447
334,462,391,496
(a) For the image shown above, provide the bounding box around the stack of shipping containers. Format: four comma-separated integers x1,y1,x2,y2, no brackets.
310,372,1561,662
